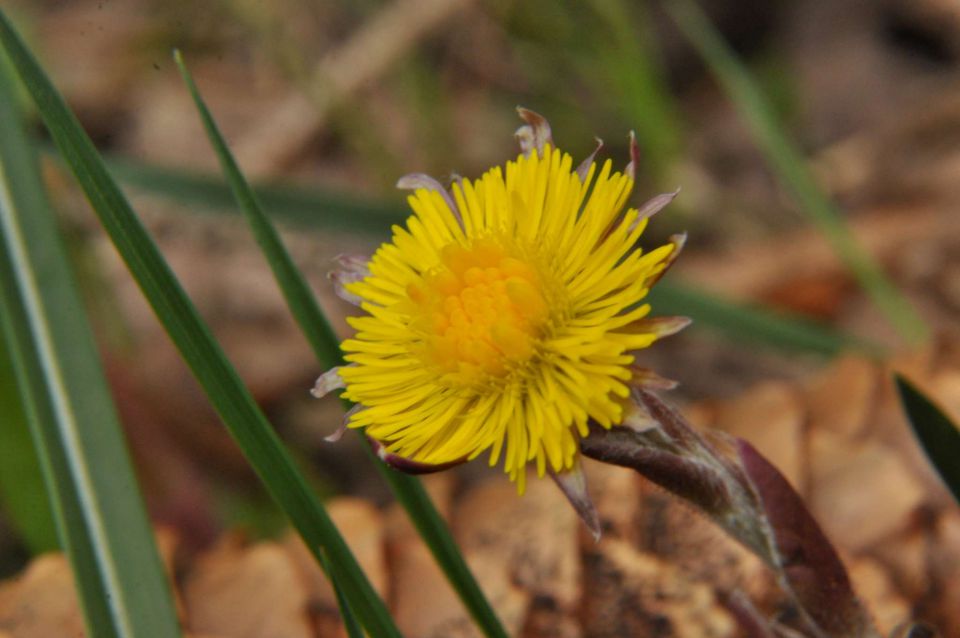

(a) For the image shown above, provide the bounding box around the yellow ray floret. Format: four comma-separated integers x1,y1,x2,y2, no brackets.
338,143,676,491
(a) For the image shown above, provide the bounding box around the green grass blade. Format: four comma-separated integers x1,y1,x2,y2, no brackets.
0,11,401,638
665,0,928,345
587,0,683,180
0,51,181,637
100,150,406,234
894,375,960,505
0,329,59,553
321,553,365,638
175,51,509,638
172,51,341,371
650,281,882,357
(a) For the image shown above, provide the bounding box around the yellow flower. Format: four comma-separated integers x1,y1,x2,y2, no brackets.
316,109,687,492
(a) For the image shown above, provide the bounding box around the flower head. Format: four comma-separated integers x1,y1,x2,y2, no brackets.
316,109,687,492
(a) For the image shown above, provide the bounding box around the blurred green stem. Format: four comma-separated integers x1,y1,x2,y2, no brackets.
666,0,928,345
588,0,683,183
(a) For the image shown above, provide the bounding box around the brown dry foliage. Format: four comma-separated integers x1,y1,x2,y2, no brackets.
3,351,959,637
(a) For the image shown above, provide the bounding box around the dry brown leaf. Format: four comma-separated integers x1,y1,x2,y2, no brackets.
926,510,960,637
0,554,85,638
930,370,960,426
713,380,805,489
284,496,387,618
804,354,878,439
632,484,776,610
455,478,580,612
4,353,960,637
183,537,312,638
385,474,528,637
383,473,455,547
848,557,911,637
809,432,927,551
155,526,187,623
389,539,528,638
873,525,930,605
581,539,735,638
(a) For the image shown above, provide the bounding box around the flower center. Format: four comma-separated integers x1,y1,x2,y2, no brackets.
407,238,548,383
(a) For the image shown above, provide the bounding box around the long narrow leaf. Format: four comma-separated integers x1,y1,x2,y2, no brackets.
172,52,341,371
895,375,960,505
649,281,882,357
665,0,928,345
175,51,510,638
587,0,682,181
0,52,181,637
0,11,401,638
100,150,406,234
0,336,58,553
320,552,365,638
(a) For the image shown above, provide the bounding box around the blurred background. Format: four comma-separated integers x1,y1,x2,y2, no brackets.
2,0,960,580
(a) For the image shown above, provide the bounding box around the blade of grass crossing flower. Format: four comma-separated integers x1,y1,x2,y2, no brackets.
0,337,59,553
894,375,960,505
665,0,928,345
0,54,181,637
175,51,510,638
173,50,341,369
0,11,400,638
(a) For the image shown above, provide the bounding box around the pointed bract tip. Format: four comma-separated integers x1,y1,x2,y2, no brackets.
396,173,430,190
325,405,362,443
395,172,462,225
637,189,681,222
329,254,370,307
311,367,345,399
576,137,604,183
324,422,347,443
671,231,688,251
332,253,371,273
549,461,602,541
515,107,553,156
630,367,681,391
626,130,640,180
647,316,693,339
621,315,692,343
646,232,687,287
622,401,661,433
